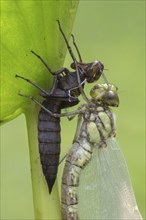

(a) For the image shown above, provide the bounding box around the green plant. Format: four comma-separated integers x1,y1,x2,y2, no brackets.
1,1,79,219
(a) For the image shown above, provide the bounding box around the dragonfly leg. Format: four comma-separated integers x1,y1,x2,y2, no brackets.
32,50,71,76
64,104,85,121
18,93,61,118
31,50,55,75
63,109,76,121
59,154,67,165
72,113,83,143
15,75,49,96
75,60,91,104
18,93,84,118
71,34,82,63
16,68,69,98
57,20,81,86
59,113,83,164
57,20,76,63
53,67,70,76
57,20,90,103
48,68,70,95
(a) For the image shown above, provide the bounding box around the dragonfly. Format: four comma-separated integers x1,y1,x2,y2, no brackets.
61,82,143,220
16,20,104,193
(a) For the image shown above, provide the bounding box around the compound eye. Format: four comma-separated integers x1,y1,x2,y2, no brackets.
93,71,102,81
101,63,104,70
103,90,119,107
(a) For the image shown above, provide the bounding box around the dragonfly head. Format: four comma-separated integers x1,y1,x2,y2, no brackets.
90,83,119,107
85,61,104,83
71,60,104,83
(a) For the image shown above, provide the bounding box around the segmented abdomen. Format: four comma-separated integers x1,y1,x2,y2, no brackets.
61,107,116,220
38,99,61,193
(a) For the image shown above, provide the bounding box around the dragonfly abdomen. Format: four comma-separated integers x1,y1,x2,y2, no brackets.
61,138,92,220
38,99,61,193
61,108,116,219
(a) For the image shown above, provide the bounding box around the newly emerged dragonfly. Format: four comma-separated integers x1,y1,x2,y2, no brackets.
61,83,142,220
16,20,104,193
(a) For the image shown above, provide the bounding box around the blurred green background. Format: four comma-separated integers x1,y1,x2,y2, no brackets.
1,1,145,219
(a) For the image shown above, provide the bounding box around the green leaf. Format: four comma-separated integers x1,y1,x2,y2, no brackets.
1,1,79,219
1,0,79,124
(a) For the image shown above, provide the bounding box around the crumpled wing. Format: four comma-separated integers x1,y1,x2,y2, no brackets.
77,138,142,220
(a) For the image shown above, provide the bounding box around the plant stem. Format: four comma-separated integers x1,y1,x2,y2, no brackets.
25,105,61,220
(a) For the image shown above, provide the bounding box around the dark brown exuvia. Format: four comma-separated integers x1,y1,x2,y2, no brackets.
15,20,104,193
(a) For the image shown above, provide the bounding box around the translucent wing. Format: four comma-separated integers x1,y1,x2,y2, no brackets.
77,138,142,220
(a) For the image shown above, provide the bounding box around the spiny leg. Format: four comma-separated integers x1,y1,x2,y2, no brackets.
59,110,83,165
59,109,83,165
15,74,49,96
31,50,55,75
27,50,71,95
57,20,91,103
18,93,59,117
57,20,77,63
63,105,83,121
57,20,83,63
59,154,67,165
72,113,83,143
71,34,82,63
70,27,108,98
74,59,91,104
31,50,70,76
18,93,84,118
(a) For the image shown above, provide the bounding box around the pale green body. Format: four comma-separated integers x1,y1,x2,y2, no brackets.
61,83,142,220
61,104,116,220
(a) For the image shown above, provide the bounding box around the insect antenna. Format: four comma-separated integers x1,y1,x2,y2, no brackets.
71,34,83,62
